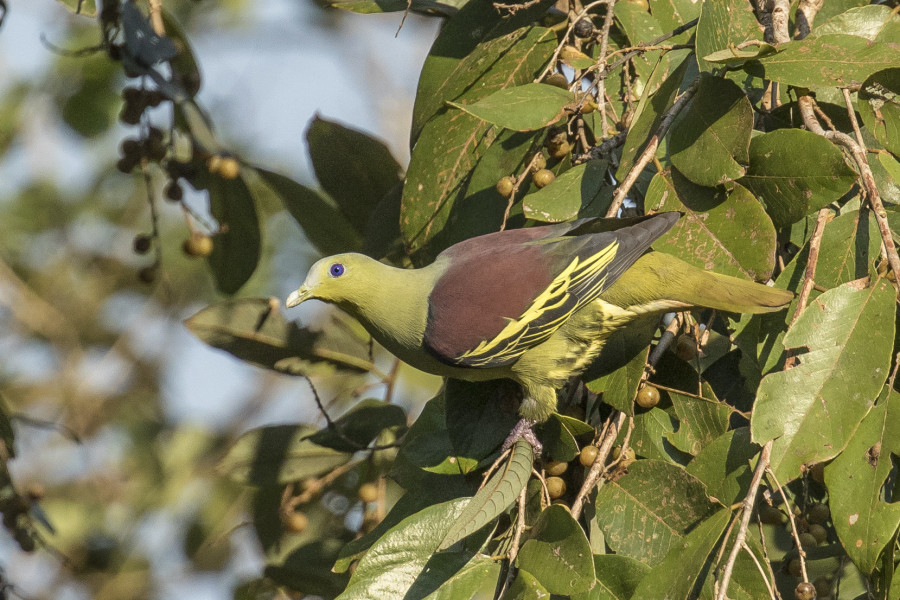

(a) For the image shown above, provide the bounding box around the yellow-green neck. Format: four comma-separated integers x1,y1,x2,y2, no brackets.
333,257,443,365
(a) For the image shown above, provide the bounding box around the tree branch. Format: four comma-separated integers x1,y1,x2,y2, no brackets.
605,77,699,217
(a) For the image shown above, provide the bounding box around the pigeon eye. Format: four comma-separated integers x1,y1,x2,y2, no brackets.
329,263,345,277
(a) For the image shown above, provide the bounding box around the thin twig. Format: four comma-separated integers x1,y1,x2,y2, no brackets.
596,0,617,137
756,514,785,600
501,151,545,230
715,441,773,600
499,487,529,595
799,94,900,288
605,78,699,217
842,88,866,148
147,0,166,36
570,410,625,519
741,541,779,600
794,0,824,40
767,468,809,582
536,0,610,84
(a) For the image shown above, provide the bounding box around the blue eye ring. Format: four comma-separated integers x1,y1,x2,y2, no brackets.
329,263,345,277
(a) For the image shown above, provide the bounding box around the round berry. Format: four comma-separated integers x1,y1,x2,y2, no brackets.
282,510,308,534
358,483,379,504
573,18,594,38
807,503,830,525
546,476,566,499
579,445,599,467
794,582,815,600
636,386,660,409
533,169,555,188
496,176,516,197
133,234,152,255
545,460,568,476
183,234,214,258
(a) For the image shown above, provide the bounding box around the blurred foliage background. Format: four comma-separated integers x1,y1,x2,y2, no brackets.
0,1,439,597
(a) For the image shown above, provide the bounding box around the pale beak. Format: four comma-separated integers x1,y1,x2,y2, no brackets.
285,285,311,308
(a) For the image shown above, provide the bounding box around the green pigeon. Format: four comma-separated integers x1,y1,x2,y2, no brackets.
286,213,791,444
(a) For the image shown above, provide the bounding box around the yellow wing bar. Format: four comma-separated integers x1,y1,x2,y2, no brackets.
458,241,619,366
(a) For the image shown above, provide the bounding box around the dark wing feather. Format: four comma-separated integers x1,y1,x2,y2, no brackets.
424,212,679,368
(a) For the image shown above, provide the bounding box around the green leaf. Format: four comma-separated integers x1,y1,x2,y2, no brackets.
448,83,573,132
666,393,731,457
826,388,900,574
517,504,595,595
206,174,261,294
751,34,900,88
810,5,900,41
438,439,533,550
307,399,406,453
695,0,763,71
538,413,595,462
739,129,857,229
573,554,650,600
218,425,351,485
593,460,720,566
686,428,757,506
254,168,362,256
630,508,730,599
56,0,96,16
161,9,202,98
402,23,556,261
646,171,777,281
751,279,895,482
858,68,900,159
323,0,465,15
586,346,649,417
411,0,554,142
423,557,502,599
337,498,487,600
501,569,549,599
616,50,693,180
668,74,752,186
0,394,14,459
184,298,373,374
523,160,613,223
648,0,700,44
614,1,667,89
400,392,478,476
445,379,521,469
627,408,679,462
306,117,403,236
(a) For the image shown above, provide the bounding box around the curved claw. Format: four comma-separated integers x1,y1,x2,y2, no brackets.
503,418,542,454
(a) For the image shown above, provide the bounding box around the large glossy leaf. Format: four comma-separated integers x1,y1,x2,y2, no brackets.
185,298,372,375
627,408,680,462
337,498,487,600
218,425,351,485
523,160,613,223
585,346,649,416
751,279,895,482
614,1,667,89
616,50,693,180
517,504,595,595
206,174,261,294
810,5,900,41
255,168,362,256
448,83,573,132
630,508,730,599
573,554,650,600
739,129,857,229
402,22,556,261
438,438,532,550
410,0,554,142
826,388,900,575
423,557,501,599
666,392,731,457
647,171,777,281
686,427,757,506
307,399,406,452
668,74,752,186
751,34,900,88
538,413,594,462
695,0,762,72
306,117,403,236
648,0,700,44
858,68,900,158
593,460,720,565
